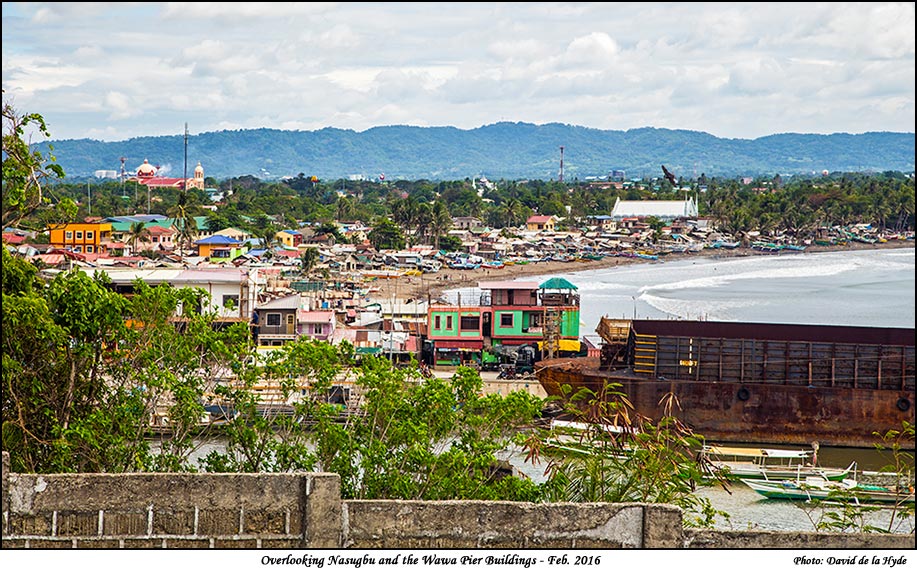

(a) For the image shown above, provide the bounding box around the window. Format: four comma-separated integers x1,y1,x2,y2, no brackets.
500,313,514,328
86,245,94,253
222,295,239,310
266,313,282,326
460,316,479,331
75,231,83,239
446,316,453,330
65,231,73,240
152,236,159,243
73,246,82,253
434,316,442,330
86,231,94,240
314,324,324,335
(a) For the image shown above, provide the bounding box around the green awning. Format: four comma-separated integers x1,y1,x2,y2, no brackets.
355,347,382,354
539,277,578,290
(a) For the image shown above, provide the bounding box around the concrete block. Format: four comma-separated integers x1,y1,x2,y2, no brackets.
215,538,259,548
8,512,52,536
28,538,74,548
57,511,100,536
123,538,164,548
197,508,240,536
243,509,286,534
77,539,122,549
103,510,148,536
165,538,211,549
152,509,195,536
642,504,682,548
303,473,341,548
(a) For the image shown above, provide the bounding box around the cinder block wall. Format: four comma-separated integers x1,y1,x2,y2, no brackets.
1,452,341,549
3,453,913,549
342,500,682,548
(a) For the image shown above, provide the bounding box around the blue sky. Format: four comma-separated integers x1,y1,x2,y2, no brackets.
2,2,914,142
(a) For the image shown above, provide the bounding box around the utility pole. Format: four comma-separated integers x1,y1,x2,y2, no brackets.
559,146,565,184
183,123,189,190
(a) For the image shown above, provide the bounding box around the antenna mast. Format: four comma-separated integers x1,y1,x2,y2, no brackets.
559,146,565,183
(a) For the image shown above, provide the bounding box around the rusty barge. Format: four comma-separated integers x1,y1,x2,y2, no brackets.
536,318,915,448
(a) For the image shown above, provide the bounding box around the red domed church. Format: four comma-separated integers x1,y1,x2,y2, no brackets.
130,159,205,191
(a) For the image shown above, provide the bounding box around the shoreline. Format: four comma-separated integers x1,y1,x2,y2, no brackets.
366,240,915,304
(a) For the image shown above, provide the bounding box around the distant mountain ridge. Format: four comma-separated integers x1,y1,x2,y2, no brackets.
37,122,915,181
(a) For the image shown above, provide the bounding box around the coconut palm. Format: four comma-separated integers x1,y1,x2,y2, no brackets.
127,221,150,254
168,190,198,263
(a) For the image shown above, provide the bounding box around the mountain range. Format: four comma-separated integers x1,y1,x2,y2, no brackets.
36,122,915,182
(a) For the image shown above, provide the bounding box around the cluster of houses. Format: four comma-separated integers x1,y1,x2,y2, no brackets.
4,195,909,368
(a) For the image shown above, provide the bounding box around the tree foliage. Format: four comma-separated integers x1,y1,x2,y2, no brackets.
2,97,72,229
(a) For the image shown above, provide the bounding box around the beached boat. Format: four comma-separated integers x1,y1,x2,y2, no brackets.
741,477,915,505
537,318,916,448
700,444,854,482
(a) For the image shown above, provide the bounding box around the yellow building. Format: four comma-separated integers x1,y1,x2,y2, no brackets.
49,222,113,255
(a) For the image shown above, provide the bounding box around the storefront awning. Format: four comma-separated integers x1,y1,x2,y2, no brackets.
435,340,483,351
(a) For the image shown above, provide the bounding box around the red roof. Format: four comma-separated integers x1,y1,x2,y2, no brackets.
138,178,186,188
147,225,174,235
527,215,553,223
2,233,27,245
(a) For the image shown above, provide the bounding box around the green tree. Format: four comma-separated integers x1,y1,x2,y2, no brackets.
300,247,319,275
2,97,72,229
127,221,150,253
368,218,406,250
429,201,452,249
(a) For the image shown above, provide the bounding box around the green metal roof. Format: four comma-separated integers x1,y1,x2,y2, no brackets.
539,277,578,290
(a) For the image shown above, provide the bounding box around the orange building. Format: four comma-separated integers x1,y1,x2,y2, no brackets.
49,222,114,255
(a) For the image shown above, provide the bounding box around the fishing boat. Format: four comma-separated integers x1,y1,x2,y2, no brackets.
741,477,915,505
700,444,855,481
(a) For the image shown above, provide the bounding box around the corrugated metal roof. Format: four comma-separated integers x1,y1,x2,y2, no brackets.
477,281,539,290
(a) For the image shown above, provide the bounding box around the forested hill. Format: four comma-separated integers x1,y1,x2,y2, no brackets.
37,122,915,181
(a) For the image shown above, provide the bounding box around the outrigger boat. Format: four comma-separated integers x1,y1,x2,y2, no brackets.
700,444,855,482
742,477,915,505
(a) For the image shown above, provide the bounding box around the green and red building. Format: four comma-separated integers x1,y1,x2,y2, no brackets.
425,278,581,367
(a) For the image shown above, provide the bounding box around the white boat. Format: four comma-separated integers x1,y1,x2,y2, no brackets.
700,444,855,482
741,477,915,505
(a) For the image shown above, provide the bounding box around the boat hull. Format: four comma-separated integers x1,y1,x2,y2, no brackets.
741,478,916,505
537,356,916,449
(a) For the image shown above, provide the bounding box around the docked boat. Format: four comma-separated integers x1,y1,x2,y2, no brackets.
700,444,855,482
537,318,916,448
741,477,915,505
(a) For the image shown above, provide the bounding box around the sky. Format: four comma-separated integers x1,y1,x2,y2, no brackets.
2,2,914,143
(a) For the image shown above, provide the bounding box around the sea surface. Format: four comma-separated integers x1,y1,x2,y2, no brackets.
480,247,916,533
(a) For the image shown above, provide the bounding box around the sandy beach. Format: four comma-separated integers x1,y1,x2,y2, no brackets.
366,240,915,303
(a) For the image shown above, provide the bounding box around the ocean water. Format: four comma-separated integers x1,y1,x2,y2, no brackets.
529,248,915,337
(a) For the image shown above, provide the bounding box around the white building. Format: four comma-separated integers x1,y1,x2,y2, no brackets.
610,197,698,221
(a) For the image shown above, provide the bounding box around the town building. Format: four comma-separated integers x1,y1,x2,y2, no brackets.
129,159,206,191
48,222,114,255
526,215,556,232
425,279,580,367
610,197,698,221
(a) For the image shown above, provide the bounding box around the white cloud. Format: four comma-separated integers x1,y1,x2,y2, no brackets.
1,2,913,141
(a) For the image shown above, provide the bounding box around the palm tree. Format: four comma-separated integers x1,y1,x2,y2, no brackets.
429,201,452,249
300,247,319,276
168,190,198,263
127,221,150,254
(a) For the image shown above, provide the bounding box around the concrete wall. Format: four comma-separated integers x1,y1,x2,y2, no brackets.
3,452,913,549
